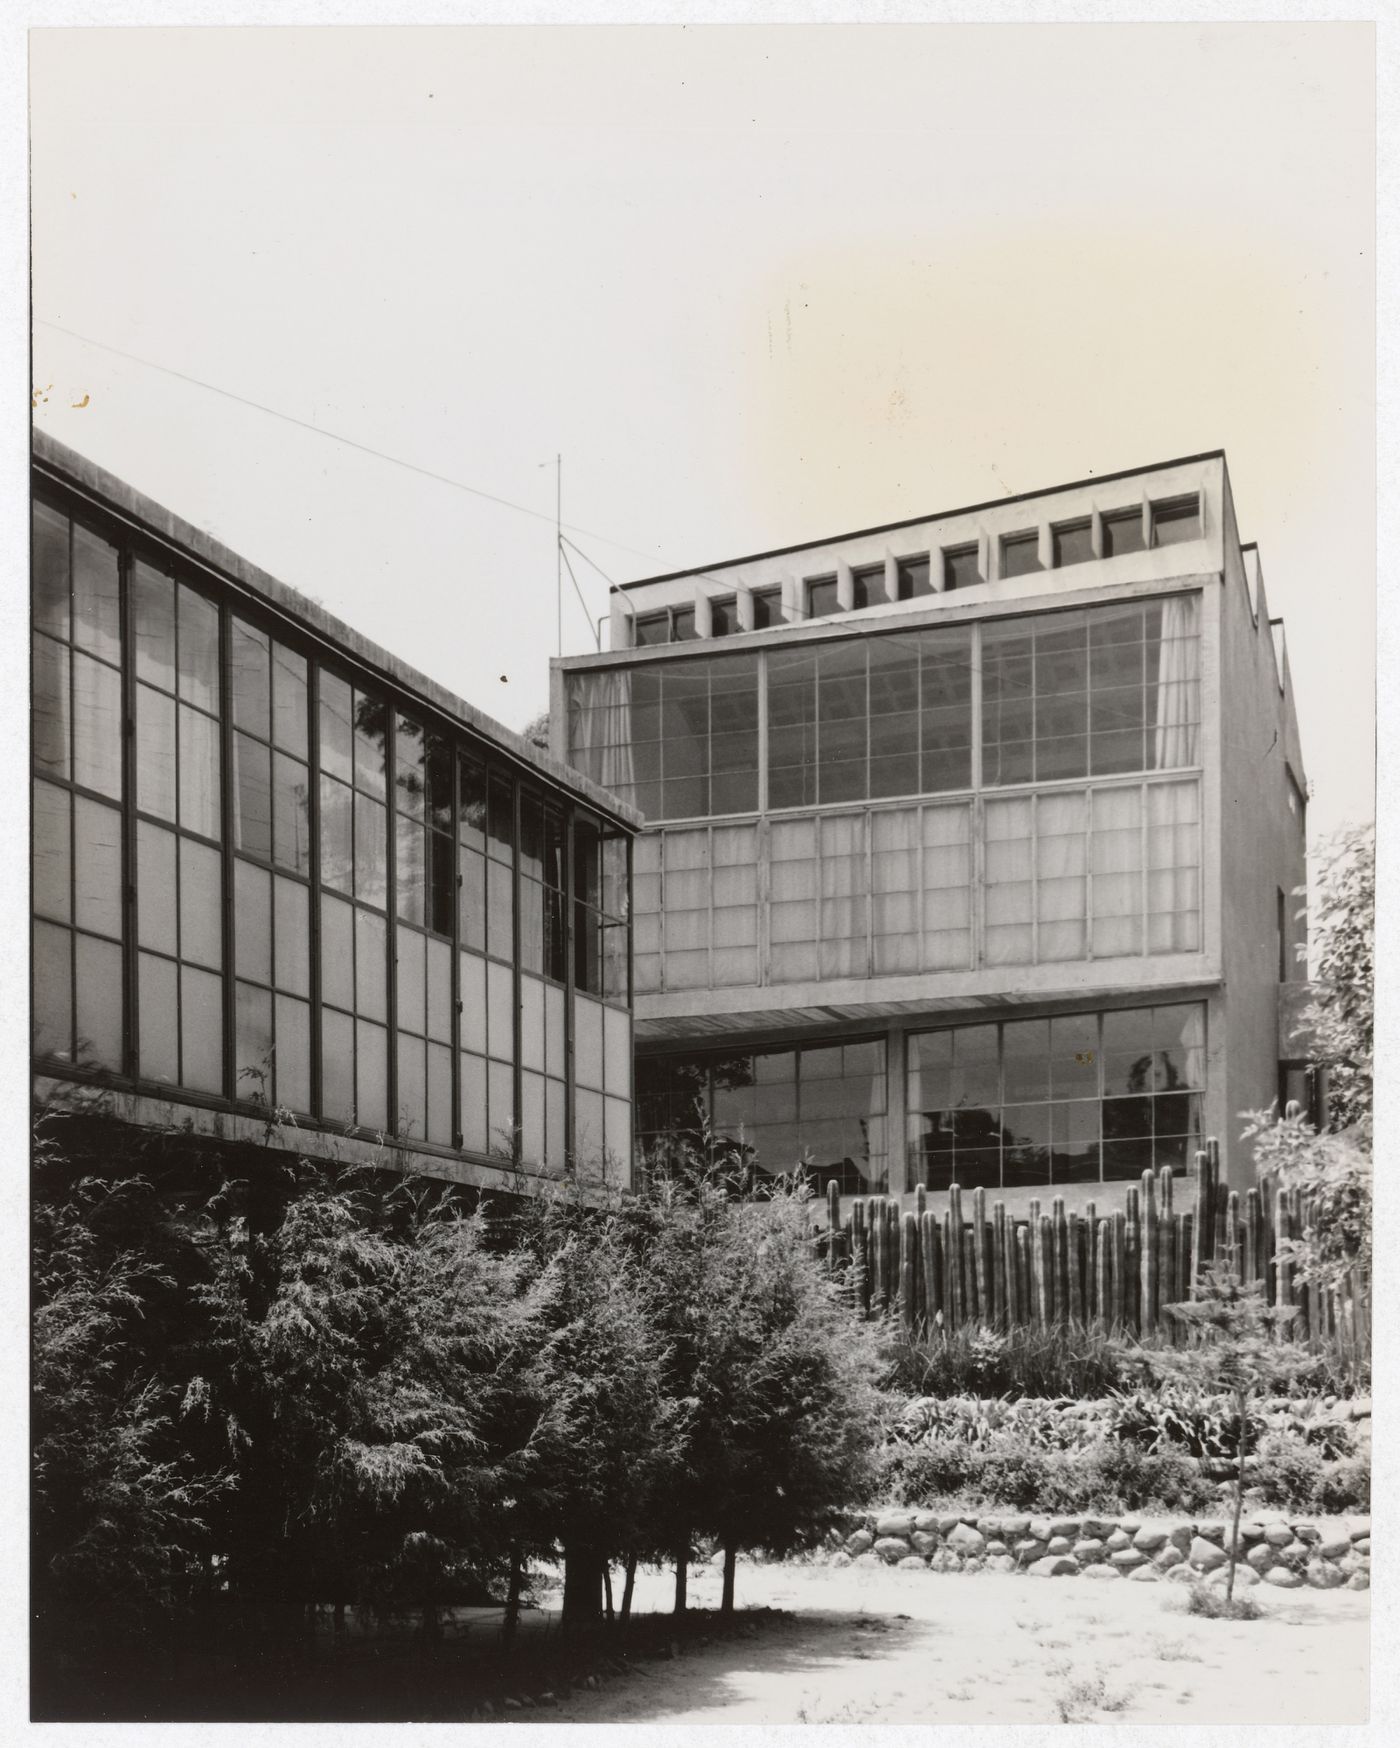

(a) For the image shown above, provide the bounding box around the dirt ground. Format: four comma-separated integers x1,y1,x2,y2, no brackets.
538,1559,1370,1726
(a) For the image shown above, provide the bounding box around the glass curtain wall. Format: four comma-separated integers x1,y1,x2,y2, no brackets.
631,775,1198,995
31,490,633,1183
636,1038,888,1194
567,598,1198,825
906,1003,1205,1190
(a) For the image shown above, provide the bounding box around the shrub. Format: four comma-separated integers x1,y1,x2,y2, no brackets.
1249,1432,1324,1509
977,1444,1057,1510
1106,1385,1262,1461
881,1437,985,1504
1250,1433,1370,1513
885,1322,1135,1400
1067,1443,1216,1514
891,1394,1102,1452
1183,1582,1263,1621
1313,1455,1370,1513
882,1433,1217,1514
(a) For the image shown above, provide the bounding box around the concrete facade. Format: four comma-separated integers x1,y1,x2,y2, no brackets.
552,451,1307,1215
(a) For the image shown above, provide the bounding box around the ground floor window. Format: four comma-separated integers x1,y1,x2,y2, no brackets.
636,1038,888,1195
906,1001,1205,1190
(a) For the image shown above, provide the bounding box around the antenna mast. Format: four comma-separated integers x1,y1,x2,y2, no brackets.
555,453,562,658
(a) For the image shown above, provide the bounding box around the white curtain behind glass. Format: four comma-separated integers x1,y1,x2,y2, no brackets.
1147,780,1202,952
568,670,635,792
820,813,867,978
872,807,920,973
1153,595,1200,769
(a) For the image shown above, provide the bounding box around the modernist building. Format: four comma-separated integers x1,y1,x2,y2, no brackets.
30,433,639,1196
552,451,1308,1212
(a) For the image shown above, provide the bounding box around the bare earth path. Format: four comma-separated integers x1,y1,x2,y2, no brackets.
541,1561,1369,1726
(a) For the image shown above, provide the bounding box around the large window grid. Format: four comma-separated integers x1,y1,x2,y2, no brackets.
766,625,973,810
632,773,1199,994
230,617,313,1113
636,1038,888,1196
394,713,455,1147
906,1003,1206,1189
318,671,391,1131
131,560,225,1094
32,483,634,1185
570,595,1199,826
32,503,126,1073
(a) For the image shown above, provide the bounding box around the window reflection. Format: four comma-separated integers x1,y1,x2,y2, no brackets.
907,1003,1205,1188
637,1038,887,1195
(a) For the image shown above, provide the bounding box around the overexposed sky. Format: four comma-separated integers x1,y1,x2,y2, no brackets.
30,22,1375,839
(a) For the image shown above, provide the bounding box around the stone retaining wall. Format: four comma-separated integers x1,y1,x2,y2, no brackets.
822,1509,1370,1590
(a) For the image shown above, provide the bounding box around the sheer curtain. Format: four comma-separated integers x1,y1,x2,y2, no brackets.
1147,780,1202,952
1035,791,1088,961
983,796,1034,964
819,813,868,978
1153,595,1200,769
568,669,635,793
872,806,920,974
769,818,819,982
1090,785,1144,957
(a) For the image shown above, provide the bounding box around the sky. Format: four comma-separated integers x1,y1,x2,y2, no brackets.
28,22,1376,843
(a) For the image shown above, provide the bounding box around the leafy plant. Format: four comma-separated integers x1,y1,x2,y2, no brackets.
1295,823,1373,1134
885,1321,1138,1400
1161,1266,1299,1604
1106,1385,1264,1460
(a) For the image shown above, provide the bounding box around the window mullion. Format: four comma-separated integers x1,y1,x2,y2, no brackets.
385,708,399,1139
450,740,462,1150
564,801,576,1173
510,777,522,1167
1081,784,1092,962
218,599,235,1103
757,648,768,815
1139,778,1149,957
307,664,325,1122
1030,790,1039,966
117,543,138,1081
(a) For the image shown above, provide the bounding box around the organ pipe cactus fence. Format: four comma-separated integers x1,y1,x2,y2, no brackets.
821,1136,1369,1361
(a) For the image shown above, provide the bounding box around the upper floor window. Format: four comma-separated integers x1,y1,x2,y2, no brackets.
1100,506,1146,558
709,596,737,638
633,604,697,646
806,574,840,619
1000,530,1041,579
897,555,933,599
981,595,1200,787
942,543,981,591
851,564,884,609
752,587,783,629
1052,519,1094,568
567,591,1201,823
1150,494,1202,547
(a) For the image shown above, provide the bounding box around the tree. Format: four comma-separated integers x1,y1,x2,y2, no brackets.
510,1207,689,1633
190,1169,541,1641
702,1182,889,1613
32,1169,230,1663
520,710,551,751
1300,823,1374,1134
1235,825,1374,1320
622,1145,888,1617
1163,1267,1299,1606
1240,1107,1371,1297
